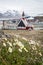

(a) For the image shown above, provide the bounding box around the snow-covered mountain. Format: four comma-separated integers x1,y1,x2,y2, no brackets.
0,13,3,18
0,10,22,19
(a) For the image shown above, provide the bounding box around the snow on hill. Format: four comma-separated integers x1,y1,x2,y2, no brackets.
0,13,4,18
0,10,22,19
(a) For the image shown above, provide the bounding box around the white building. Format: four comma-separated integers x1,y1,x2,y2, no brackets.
0,18,19,29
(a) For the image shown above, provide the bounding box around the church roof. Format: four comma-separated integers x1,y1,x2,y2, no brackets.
18,19,28,27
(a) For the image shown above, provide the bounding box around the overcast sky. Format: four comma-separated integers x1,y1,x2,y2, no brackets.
0,0,43,16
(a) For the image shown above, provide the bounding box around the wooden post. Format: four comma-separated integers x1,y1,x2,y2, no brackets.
3,20,5,29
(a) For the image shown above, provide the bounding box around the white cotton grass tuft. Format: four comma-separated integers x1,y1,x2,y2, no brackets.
24,48,28,52
4,38,7,41
39,52,42,56
8,47,12,53
3,43,6,47
14,34,20,38
29,40,36,45
32,45,37,50
7,41,12,47
22,37,27,41
3,38,7,41
13,43,16,46
18,48,22,52
36,43,40,46
16,41,24,49
14,39,18,42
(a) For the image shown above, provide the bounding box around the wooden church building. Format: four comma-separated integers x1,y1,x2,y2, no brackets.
17,19,33,30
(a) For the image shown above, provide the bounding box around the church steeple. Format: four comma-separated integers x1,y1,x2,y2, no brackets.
22,11,25,16
22,11,25,20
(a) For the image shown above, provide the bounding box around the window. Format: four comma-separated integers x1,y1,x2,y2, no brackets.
12,20,16,23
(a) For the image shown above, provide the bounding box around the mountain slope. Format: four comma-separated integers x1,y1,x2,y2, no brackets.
0,10,22,19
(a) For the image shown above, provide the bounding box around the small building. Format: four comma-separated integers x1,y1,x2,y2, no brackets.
0,18,33,30
4,20,17,29
17,19,28,30
26,17,34,23
17,19,33,30
0,18,19,29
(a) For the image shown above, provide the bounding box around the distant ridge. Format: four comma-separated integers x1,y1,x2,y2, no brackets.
37,13,43,17
0,10,22,19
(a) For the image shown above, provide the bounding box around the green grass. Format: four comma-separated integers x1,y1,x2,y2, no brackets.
0,36,43,65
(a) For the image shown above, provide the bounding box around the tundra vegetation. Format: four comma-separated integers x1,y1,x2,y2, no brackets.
0,34,43,65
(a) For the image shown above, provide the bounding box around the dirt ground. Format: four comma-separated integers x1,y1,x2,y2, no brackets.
1,30,43,44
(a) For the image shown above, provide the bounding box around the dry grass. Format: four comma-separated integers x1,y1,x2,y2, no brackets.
1,30,43,44
0,30,43,65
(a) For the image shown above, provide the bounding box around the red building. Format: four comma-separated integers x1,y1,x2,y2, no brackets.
17,19,33,30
